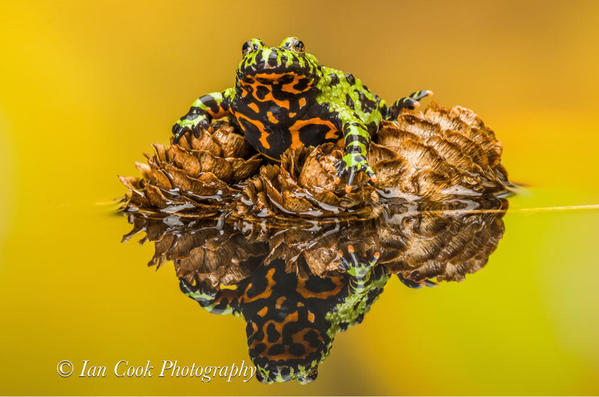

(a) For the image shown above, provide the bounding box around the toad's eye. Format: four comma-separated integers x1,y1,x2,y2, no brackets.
293,40,305,53
242,38,263,56
242,41,252,56
281,37,306,54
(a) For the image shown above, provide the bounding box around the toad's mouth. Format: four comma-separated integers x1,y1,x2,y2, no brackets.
237,48,317,83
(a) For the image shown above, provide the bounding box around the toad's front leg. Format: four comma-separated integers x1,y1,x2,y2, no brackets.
334,116,376,192
179,278,241,316
172,88,234,144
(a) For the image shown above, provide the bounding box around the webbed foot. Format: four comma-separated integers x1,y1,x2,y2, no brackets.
334,152,376,193
338,245,380,274
388,90,433,119
172,113,210,144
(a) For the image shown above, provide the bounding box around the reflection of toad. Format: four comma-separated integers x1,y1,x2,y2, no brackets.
122,196,507,383
182,251,387,384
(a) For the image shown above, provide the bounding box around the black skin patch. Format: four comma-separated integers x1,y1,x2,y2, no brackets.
366,121,378,135
345,73,355,85
267,343,285,356
290,343,306,356
266,323,281,343
297,123,339,147
357,90,377,113
183,107,201,120
328,73,340,86
293,78,311,92
268,51,279,67
255,85,269,100
345,94,355,109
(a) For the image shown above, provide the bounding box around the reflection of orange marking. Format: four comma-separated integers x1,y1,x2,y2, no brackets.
248,102,259,113
250,311,317,361
336,138,344,147
299,97,307,108
275,296,285,309
257,306,268,317
288,118,338,149
253,327,322,360
307,310,315,323
243,268,275,302
267,111,278,124
235,113,271,150
291,328,320,356
297,276,344,299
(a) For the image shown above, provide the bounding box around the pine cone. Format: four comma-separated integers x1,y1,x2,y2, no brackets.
233,144,379,221
119,122,262,217
119,103,511,220
371,103,510,199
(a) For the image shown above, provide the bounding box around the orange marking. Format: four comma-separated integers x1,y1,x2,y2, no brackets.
235,113,271,150
243,268,276,302
275,296,286,309
246,80,290,108
250,312,311,361
252,72,311,95
248,102,260,113
289,112,296,118
290,130,302,149
257,306,268,317
299,97,307,108
282,74,312,95
267,111,278,124
297,276,344,299
307,310,315,323
288,118,338,149
253,72,287,80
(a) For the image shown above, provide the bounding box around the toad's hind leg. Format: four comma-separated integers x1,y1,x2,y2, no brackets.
386,90,433,120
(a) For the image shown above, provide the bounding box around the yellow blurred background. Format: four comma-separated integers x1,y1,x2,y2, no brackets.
1,0,598,394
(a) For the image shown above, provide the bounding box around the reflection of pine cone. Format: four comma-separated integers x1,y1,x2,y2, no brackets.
377,199,507,282
123,197,507,286
122,214,268,288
